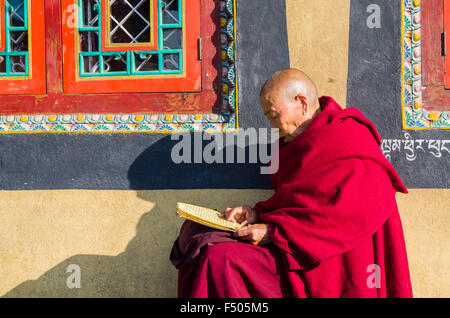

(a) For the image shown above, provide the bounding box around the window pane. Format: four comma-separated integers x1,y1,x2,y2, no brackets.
110,0,151,43
80,31,99,52
77,0,184,77
163,52,179,71
103,53,128,73
163,28,182,50
10,31,28,52
0,0,29,77
8,0,25,27
82,0,99,27
134,52,158,72
82,55,100,74
161,0,180,25
10,55,27,74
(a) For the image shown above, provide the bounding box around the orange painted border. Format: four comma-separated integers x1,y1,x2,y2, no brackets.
0,0,46,95
101,0,159,52
0,0,5,52
444,0,450,88
62,0,201,94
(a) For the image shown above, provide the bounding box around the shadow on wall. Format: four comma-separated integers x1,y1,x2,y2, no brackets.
2,135,272,297
127,134,271,190
2,193,181,297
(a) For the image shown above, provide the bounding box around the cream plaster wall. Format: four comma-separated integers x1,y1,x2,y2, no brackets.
0,189,273,297
0,189,448,297
396,190,450,298
286,0,351,107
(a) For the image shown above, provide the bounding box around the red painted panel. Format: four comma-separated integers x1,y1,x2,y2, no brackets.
421,0,450,111
47,0,63,94
423,85,450,110
444,0,450,88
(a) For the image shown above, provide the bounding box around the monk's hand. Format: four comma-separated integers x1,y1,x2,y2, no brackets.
219,205,258,227
234,223,271,246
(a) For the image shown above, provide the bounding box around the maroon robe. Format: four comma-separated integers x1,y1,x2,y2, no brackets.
170,96,413,298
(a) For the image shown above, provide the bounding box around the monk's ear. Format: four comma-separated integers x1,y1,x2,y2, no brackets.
294,94,308,115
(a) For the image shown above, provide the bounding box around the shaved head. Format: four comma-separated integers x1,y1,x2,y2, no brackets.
259,68,321,142
260,68,320,110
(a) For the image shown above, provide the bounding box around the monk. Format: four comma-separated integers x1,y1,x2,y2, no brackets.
170,68,413,298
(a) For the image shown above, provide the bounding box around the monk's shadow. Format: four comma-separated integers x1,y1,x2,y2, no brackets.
2,197,181,297
2,134,271,297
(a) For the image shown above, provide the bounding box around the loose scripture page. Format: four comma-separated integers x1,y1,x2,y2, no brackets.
177,202,242,231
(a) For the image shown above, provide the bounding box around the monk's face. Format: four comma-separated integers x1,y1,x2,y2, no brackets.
260,86,309,142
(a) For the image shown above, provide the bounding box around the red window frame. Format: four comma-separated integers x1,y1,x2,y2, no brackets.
422,0,450,111
62,0,201,94
0,0,220,115
444,0,450,87
0,1,46,95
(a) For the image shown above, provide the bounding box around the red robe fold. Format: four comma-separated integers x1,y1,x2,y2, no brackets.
174,96,413,298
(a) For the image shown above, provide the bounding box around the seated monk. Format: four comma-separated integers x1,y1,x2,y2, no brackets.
170,68,413,298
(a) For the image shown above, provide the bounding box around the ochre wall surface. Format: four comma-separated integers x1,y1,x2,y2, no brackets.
0,190,274,297
1,190,448,297
396,190,450,298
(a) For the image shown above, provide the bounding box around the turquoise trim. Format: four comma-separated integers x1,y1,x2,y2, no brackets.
0,0,29,77
78,0,183,78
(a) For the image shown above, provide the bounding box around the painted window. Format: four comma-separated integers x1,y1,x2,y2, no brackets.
402,0,449,129
0,0,46,94
0,0,237,133
62,0,201,94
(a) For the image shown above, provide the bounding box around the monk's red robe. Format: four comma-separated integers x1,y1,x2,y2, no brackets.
172,96,413,298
